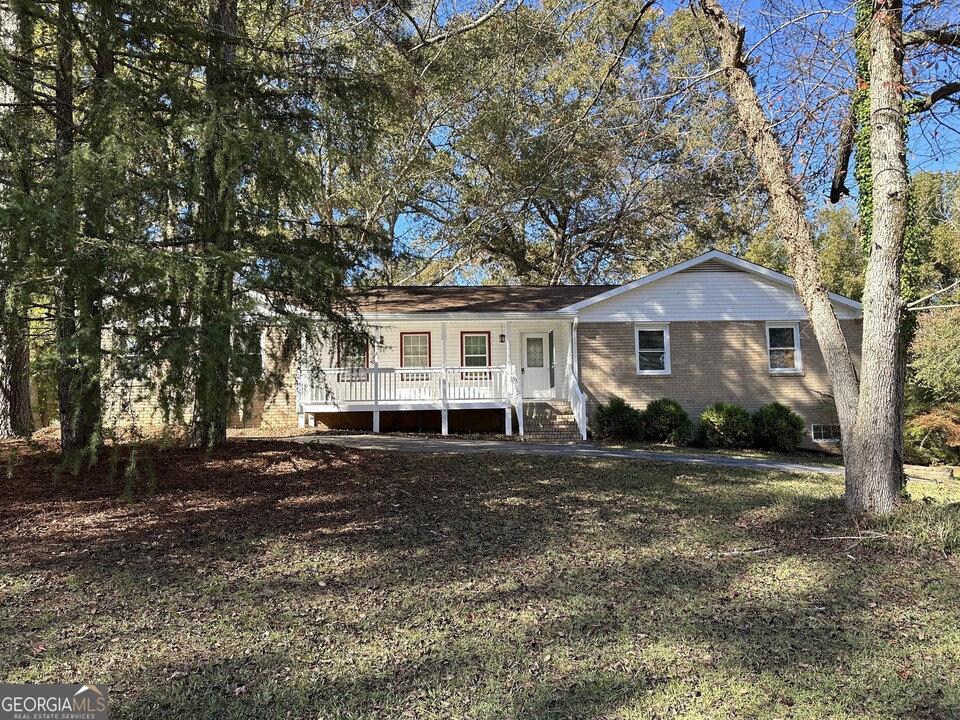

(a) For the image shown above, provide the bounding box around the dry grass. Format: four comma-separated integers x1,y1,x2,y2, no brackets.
2,438,959,719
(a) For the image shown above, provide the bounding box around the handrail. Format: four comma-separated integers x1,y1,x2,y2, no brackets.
568,369,588,441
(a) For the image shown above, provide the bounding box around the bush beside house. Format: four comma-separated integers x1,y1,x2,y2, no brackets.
640,398,692,446
594,397,829,456
751,402,807,452
593,396,644,439
593,397,691,446
698,402,753,448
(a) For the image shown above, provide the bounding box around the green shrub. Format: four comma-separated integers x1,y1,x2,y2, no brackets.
640,398,692,445
751,402,806,452
903,405,960,466
593,395,643,439
699,402,752,448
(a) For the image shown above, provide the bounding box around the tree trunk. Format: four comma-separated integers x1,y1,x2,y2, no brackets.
0,2,32,438
696,0,861,426
1,289,31,437
845,0,908,513
190,0,238,448
54,0,101,460
1,2,15,438
697,0,906,514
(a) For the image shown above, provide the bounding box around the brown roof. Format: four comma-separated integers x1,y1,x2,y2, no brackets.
354,285,618,314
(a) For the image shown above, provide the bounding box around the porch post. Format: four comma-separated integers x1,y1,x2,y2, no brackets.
504,321,513,435
571,318,579,377
297,330,306,429
373,325,381,433
441,321,449,435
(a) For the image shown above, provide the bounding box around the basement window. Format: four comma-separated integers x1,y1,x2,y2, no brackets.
812,424,842,443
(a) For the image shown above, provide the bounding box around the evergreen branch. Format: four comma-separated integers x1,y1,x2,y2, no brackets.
582,0,656,121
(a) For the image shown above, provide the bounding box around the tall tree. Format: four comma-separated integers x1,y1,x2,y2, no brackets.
52,0,108,461
189,0,240,448
695,0,958,513
358,3,766,286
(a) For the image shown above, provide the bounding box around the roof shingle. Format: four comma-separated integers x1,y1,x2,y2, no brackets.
355,285,618,314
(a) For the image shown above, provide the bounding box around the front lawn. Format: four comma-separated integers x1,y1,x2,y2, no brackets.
1,440,959,719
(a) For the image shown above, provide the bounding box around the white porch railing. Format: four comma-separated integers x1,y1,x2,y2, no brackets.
568,369,588,441
302,366,517,406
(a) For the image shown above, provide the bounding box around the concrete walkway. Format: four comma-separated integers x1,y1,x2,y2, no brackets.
297,434,844,476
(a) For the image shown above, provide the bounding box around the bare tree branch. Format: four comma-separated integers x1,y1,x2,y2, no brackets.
408,0,512,52
907,81,960,114
830,99,856,202
904,26,960,48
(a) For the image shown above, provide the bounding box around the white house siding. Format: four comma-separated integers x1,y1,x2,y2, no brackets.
576,270,861,323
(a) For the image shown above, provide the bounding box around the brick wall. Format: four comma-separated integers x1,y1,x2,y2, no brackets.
102,327,300,432
578,320,862,450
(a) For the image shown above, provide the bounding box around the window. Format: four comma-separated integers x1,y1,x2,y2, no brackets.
767,323,802,373
462,332,491,378
812,424,842,443
233,328,264,380
113,331,149,381
401,332,431,380
635,325,670,375
336,336,369,382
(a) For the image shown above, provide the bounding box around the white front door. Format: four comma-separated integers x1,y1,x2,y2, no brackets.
521,333,553,398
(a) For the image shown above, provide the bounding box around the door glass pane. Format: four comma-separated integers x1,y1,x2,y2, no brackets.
526,337,544,367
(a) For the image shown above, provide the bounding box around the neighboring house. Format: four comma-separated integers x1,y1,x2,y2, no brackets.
292,250,862,448
104,250,862,449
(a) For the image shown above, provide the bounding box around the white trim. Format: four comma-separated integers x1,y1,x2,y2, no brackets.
559,250,863,314
635,323,671,375
766,322,803,374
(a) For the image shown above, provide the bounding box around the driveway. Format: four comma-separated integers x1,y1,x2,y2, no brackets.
296,434,844,476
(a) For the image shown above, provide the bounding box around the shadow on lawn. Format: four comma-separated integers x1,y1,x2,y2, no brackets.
2,440,958,719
